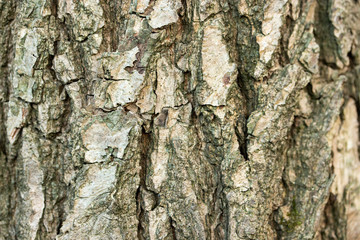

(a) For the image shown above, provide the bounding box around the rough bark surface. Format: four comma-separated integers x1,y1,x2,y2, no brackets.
1,0,360,239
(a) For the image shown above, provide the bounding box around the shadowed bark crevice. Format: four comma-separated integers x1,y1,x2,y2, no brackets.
314,0,342,68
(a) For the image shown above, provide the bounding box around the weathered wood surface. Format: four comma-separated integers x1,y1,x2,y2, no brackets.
1,0,360,239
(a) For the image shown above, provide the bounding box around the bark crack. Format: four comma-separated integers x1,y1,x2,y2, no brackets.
137,125,153,240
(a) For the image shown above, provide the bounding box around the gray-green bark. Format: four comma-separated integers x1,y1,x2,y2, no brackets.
1,0,360,239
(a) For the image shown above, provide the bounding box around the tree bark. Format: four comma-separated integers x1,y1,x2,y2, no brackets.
1,0,360,239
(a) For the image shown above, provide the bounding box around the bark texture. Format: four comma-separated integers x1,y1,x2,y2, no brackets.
1,0,360,239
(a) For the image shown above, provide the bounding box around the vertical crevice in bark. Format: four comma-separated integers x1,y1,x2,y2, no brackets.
169,216,177,240
0,0,17,238
51,0,58,17
278,15,294,66
229,0,259,160
235,114,249,161
320,192,347,239
314,0,341,68
136,185,145,240
137,125,152,239
216,173,228,240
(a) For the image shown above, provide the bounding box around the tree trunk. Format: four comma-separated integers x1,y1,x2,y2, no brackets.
1,0,360,239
